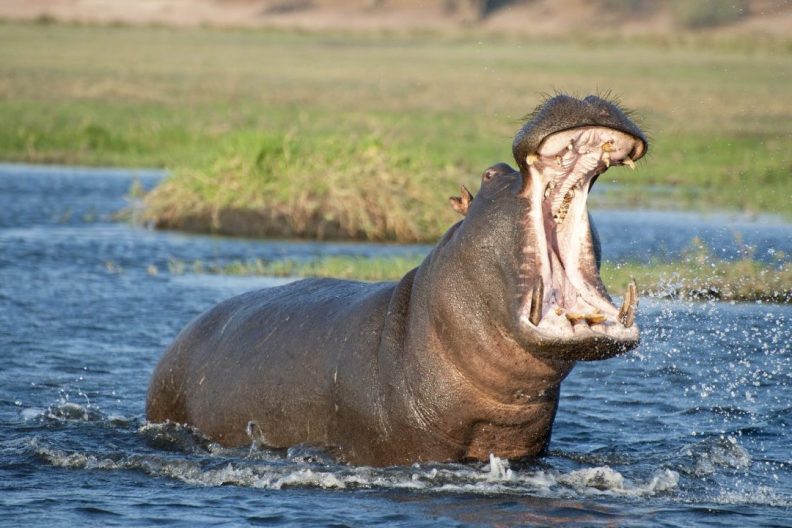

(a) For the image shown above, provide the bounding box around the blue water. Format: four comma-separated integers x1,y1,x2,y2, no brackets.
1,164,791,527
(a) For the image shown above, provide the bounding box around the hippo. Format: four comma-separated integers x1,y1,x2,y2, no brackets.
147,94,648,466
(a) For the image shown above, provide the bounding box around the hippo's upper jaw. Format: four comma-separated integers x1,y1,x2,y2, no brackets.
510,96,648,361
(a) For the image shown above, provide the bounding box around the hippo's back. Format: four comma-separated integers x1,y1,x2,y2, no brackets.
146,277,397,447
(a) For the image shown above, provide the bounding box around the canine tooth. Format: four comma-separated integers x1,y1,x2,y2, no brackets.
624,157,636,170
617,280,634,320
565,311,586,324
618,301,628,324
623,306,636,328
618,279,638,327
602,151,611,167
529,281,544,326
526,154,538,166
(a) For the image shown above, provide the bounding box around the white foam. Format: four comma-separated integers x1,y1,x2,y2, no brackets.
29,439,679,498
274,468,348,490
20,408,45,421
560,466,626,492
557,466,679,497
645,469,680,493
33,441,117,470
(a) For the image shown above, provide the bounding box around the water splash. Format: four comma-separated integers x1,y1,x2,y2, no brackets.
28,436,679,498
681,436,752,477
21,401,104,423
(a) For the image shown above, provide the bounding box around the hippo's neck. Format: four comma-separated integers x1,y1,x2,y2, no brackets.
376,225,575,462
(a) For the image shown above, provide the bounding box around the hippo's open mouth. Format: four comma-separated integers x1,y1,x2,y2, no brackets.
518,126,646,359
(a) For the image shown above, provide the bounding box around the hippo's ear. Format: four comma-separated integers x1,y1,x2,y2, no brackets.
449,185,473,216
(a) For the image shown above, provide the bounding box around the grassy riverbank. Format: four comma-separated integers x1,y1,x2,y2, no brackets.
159,253,792,304
2,22,791,241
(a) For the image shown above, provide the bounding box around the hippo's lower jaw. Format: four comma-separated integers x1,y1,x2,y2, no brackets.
516,126,645,361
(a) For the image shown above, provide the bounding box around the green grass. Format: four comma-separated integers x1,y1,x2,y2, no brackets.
158,252,791,303
1,22,791,240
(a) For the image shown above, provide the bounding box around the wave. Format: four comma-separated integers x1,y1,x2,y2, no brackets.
17,404,787,508
28,438,678,497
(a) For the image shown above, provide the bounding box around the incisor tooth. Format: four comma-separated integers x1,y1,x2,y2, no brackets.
526,154,538,166
565,311,586,324
585,313,607,325
602,151,611,167
624,157,636,170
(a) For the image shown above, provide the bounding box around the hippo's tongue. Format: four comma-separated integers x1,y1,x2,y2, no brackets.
521,126,643,341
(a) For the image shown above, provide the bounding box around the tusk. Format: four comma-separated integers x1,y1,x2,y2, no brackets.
602,151,611,167
624,157,636,170
622,305,636,328
618,279,638,327
529,280,543,326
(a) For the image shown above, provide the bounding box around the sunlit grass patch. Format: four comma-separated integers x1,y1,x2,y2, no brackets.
142,130,470,242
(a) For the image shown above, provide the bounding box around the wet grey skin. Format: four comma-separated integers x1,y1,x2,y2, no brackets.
147,94,648,466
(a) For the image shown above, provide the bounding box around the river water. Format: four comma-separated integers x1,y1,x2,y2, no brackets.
1,164,791,527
